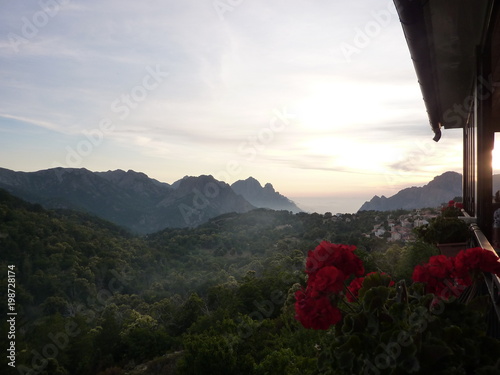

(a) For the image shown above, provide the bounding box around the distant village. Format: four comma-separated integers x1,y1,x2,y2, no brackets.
368,209,439,242
326,208,442,243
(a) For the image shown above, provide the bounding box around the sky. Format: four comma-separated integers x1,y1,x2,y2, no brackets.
0,0,469,213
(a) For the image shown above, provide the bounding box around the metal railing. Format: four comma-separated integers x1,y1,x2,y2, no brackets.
462,211,500,338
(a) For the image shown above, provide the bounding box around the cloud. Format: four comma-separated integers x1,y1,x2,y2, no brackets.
0,113,74,134
386,130,462,177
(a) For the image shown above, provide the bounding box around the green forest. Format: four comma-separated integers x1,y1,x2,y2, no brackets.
0,188,441,375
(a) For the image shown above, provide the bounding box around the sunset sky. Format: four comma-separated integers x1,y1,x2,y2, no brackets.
0,0,468,213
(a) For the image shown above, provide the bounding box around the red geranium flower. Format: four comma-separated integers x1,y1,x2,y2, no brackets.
411,255,455,281
427,255,455,279
294,289,342,330
412,255,460,298
346,276,364,302
296,241,365,330
410,251,500,299
454,247,500,282
308,266,345,297
294,289,315,326
305,241,364,278
308,297,342,330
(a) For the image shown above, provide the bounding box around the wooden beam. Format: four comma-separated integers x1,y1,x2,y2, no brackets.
477,45,494,239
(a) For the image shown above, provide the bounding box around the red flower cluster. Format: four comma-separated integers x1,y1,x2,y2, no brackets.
412,255,460,298
346,272,395,302
294,289,342,330
412,247,500,299
296,241,500,331
454,247,500,280
446,200,463,209
295,242,364,329
441,200,464,217
305,242,364,277
308,266,345,297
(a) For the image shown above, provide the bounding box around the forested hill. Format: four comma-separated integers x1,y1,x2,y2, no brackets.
0,189,427,375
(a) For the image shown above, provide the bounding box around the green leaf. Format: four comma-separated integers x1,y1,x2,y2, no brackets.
420,340,453,366
465,295,490,314
362,286,390,312
341,312,369,335
358,272,394,299
442,325,462,342
335,350,356,370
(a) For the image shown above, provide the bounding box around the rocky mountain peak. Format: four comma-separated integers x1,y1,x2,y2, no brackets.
263,183,275,192
231,177,301,213
174,175,226,193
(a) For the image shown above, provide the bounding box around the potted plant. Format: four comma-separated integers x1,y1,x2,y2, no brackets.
414,201,470,257
440,199,464,218
294,241,500,374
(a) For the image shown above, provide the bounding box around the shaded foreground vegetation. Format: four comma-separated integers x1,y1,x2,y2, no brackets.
0,189,440,374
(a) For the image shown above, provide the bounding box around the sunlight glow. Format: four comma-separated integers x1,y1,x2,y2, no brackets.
493,133,500,173
301,137,397,174
295,82,393,132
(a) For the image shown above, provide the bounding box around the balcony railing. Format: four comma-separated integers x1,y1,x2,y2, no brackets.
462,211,500,338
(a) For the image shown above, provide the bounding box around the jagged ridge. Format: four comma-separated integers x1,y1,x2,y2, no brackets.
0,168,299,233
358,171,463,211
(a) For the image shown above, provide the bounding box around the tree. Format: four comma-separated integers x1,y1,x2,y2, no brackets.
176,333,252,375
171,293,205,335
119,310,171,362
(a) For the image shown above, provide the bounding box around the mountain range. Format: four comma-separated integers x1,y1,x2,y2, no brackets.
0,167,302,233
0,167,485,232
358,171,463,211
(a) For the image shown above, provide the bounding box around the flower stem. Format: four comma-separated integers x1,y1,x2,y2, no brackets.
339,295,358,313
344,281,358,303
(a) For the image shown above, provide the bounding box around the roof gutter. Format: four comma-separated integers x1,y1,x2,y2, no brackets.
393,0,442,141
